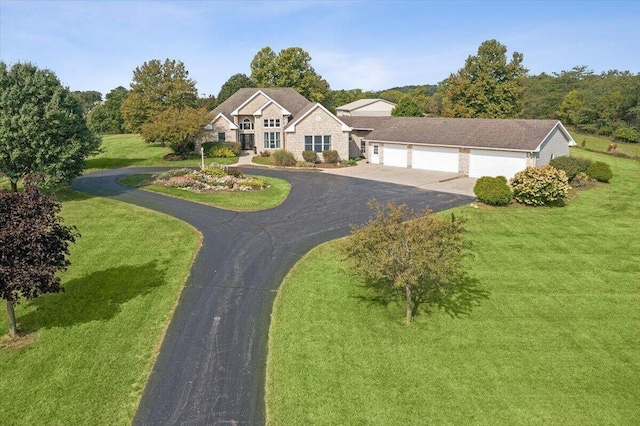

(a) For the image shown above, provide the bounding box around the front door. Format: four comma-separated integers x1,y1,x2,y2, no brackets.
370,144,380,164
240,134,255,150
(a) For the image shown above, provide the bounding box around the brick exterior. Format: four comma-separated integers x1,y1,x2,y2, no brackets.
459,148,470,175
237,93,269,117
285,107,350,162
256,103,285,151
526,153,536,167
349,129,371,159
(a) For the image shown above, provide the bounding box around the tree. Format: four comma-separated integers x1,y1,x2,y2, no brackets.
72,90,102,117
250,46,331,108
0,61,101,191
441,39,528,118
87,86,128,134
392,96,423,117
217,73,256,106
140,107,209,156
0,184,78,336
379,89,405,104
557,90,587,125
120,59,199,132
197,94,217,111
343,201,477,325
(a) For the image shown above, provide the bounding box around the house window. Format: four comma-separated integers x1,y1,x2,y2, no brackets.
240,118,254,130
218,132,226,141
263,132,281,149
264,118,281,128
304,135,331,152
360,140,366,155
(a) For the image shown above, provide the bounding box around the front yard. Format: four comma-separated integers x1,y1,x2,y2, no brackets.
266,150,640,424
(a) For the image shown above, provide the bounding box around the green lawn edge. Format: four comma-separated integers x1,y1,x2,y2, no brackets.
266,151,640,425
119,173,291,212
0,189,202,425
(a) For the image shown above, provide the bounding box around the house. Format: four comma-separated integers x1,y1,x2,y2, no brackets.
203,88,575,177
342,116,576,179
202,88,352,161
336,99,396,117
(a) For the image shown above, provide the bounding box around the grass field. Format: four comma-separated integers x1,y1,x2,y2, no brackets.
86,134,237,171
0,189,200,425
120,173,291,211
266,151,640,425
568,130,640,157
252,155,274,166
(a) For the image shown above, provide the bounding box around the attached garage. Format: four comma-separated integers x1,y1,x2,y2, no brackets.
469,149,528,178
412,145,459,173
383,144,408,167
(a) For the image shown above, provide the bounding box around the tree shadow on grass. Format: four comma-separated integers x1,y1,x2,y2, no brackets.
17,262,166,332
350,271,490,321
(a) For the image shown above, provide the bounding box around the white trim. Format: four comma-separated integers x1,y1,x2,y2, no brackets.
252,99,291,117
285,103,352,133
533,121,577,152
210,113,238,130
365,139,534,153
231,90,291,116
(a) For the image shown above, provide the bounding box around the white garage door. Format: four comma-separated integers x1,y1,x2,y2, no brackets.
383,144,408,167
412,146,459,173
469,149,528,179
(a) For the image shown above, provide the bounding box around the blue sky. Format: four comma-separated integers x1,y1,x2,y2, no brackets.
1,0,639,98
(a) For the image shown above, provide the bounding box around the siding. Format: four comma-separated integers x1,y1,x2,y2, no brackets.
536,126,570,166
351,101,395,116
285,108,349,161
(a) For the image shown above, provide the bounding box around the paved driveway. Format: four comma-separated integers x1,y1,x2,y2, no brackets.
72,167,474,425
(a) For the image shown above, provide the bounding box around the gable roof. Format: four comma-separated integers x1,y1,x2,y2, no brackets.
357,117,574,152
285,103,352,133
211,88,313,123
336,98,396,111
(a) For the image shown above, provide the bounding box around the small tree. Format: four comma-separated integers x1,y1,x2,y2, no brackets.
0,183,78,336
392,96,423,117
140,107,209,156
343,201,470,324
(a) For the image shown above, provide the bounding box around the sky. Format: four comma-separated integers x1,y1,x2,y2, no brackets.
1,0,639,98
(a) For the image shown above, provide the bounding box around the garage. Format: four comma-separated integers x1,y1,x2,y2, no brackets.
412,145,459,173
383,143,408,167
469,149,528,179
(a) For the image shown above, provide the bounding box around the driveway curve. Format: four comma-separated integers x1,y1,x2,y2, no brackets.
71,166,474,425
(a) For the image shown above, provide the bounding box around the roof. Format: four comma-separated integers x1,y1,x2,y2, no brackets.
211,88,313,122
336,98,396,111
355,117,572,152
340,116,394,130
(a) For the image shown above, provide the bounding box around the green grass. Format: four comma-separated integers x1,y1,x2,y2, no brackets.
119,173,291,211
0,189,200,425
569,130,640,157
252,155,274,166
266,151,640,425
86,134,237,172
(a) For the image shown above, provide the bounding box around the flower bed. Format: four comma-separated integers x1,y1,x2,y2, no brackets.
152,166,268,192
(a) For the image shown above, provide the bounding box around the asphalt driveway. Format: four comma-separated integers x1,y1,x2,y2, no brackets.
71,167,474,425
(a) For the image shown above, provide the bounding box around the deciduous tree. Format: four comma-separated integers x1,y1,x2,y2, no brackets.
0,61,101,191
140,107,209,156
217,73,256,106
343,201,481,324
0,184,78,336
392,96,423,117
72,90,102,117
120,59,199,132
441,39,527,118
87,86,128,134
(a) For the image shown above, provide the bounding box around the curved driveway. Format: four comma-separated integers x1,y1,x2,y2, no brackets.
72,167,474,425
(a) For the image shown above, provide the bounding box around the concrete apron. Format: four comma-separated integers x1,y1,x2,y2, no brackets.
319,162,477,197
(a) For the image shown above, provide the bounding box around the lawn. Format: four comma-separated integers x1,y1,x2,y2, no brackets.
568,130,640,157
0,189,200,425
252,155,274,166
266,151,640,425
85,134,237,172
119,173,291,211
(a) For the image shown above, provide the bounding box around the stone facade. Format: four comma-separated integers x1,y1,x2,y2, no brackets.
458,148,470,174
236,93,270,117
285,107,350,162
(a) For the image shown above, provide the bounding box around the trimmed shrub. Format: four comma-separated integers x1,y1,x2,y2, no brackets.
207,147,236,158
473,176,512,206
202,141,241,158
549,156,591,180
510,165,570,206
586,161,613,183
571,172,590,187
201,167,227,178
272,149,296,167
226,167,243,178
302,150,318,163
322,150,339,164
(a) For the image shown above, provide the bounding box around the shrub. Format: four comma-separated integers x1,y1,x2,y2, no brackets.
473,176,512,206
549,156,591,180
571,172,590,187
613,125,640,143
296,160,316,168
260,150,271,157
302,150,318,163
202,141,241,158
155,168,193,180
322,150,339,164
510,165,570,206
226,167,243,178
207,147,236,158
225,141,242,156
586,161,613,183
241,177,266,189
201,167,227,179
272,149,296,167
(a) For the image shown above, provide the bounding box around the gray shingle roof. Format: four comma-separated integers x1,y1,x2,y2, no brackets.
336,98,395,111
211,88,313,121
347,117,564,151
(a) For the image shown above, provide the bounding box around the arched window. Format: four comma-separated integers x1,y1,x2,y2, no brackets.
241,118,254,130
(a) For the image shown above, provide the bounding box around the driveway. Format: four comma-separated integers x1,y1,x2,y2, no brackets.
72,168,474,425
